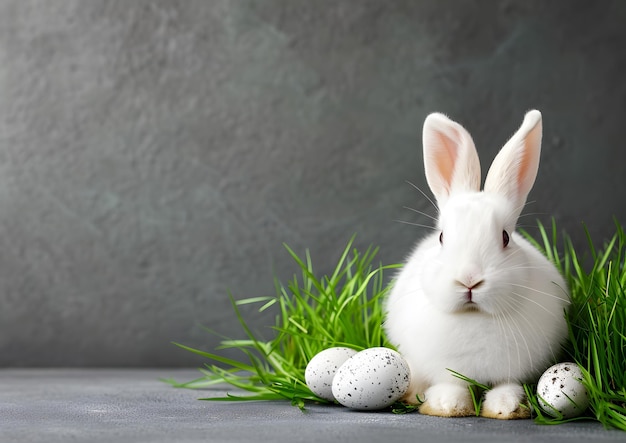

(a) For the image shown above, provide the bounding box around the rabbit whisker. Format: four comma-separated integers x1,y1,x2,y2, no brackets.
494,308,533,377
510,283,570,303
501,296,560,365
510,291,559,318
493,310,519,380
406,180,439,213
394,219,437,230
516,199,537,215
497,301,534,373
500,295,556,367
402,206,438,221
500,264,549,272
502,248,527,261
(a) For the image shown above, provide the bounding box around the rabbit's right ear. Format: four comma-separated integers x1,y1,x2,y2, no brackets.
422,113,481,207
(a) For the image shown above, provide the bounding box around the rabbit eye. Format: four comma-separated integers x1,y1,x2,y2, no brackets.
502,230,510,248
439,231,443,245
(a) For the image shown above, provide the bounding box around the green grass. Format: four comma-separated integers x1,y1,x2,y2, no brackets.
166,236,400,409
522,220,626,429
168,223,626,430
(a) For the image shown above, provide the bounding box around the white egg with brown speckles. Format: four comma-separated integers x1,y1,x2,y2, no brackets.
331,347,411,410
537,362,590,418
305,347,358,401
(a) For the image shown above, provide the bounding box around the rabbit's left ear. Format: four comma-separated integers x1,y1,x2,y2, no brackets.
484,110,542,220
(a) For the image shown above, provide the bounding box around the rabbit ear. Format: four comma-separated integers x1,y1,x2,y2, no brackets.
484,110,542,220
422,113,481,207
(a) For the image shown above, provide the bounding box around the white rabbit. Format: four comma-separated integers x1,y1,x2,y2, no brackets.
384,110,570,419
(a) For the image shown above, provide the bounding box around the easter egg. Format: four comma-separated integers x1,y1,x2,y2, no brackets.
305,347,358,401
536,362,590,418
331,347,411,410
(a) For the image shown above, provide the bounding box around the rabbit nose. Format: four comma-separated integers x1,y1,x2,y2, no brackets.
455,279,485,293
456,279,484,303
455,266,484,290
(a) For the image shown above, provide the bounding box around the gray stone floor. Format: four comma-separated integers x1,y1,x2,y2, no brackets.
2,369,625,443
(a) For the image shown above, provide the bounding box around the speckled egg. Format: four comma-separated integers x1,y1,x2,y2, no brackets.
537,362,590,418
305,347,358,401
331,347,411,410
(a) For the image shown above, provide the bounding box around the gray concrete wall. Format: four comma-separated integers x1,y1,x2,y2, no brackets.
1,0,625,367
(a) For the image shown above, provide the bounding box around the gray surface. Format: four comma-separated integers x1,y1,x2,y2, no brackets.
2,369,625,443
1,1,626,367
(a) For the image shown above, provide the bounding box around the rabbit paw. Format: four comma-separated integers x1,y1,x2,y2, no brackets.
419,383,476,417
481,383,530,419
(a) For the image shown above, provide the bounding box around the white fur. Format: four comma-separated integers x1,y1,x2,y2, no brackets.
384,110,570,419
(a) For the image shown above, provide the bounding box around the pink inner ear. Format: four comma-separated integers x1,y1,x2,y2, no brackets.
428,128,460,193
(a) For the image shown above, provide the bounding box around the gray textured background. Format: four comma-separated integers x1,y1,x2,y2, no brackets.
1,0,625,367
